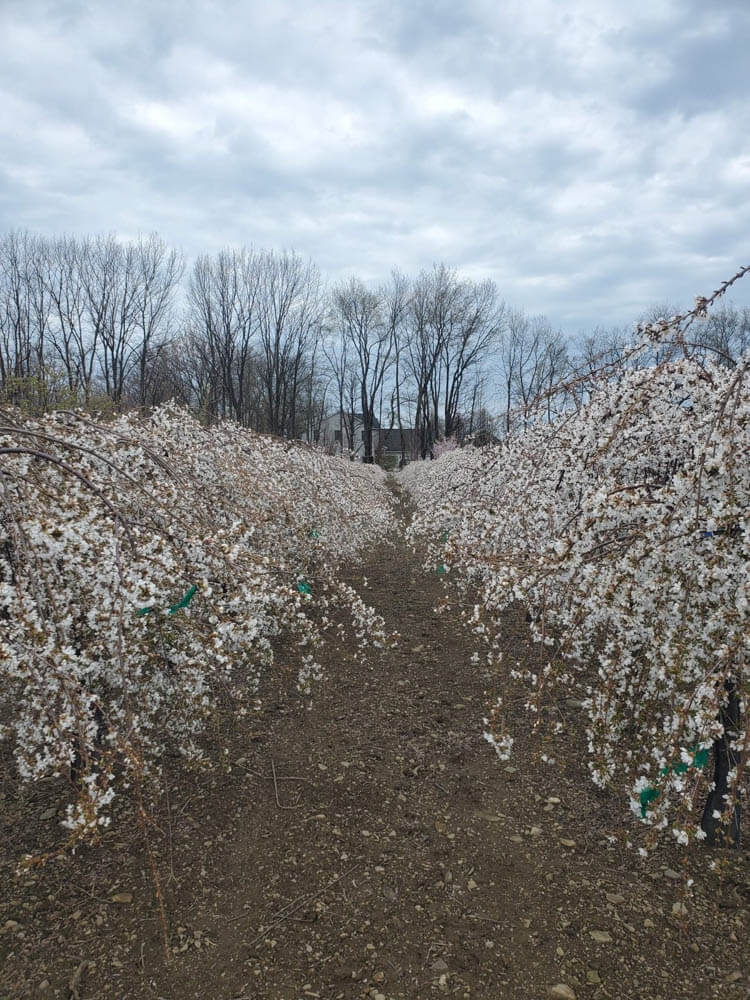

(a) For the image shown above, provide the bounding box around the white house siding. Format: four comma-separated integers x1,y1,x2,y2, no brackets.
314,412,380,459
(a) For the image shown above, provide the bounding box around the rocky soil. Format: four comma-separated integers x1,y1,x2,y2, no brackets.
1,483,748,999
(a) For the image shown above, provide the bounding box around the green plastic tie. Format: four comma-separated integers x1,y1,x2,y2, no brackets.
694,748,709,769
437,563,446,576
169,585,197,614
137,584,197,617
641,745,710,817
308,529,320,540
297,579,312,595
640,786,660,818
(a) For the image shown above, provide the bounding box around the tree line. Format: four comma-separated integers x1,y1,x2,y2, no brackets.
2,230,748,460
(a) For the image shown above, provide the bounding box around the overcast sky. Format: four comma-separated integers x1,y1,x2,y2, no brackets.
1,0,749,335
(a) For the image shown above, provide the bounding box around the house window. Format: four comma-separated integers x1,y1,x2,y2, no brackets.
361,430,365,442
334,429,341,442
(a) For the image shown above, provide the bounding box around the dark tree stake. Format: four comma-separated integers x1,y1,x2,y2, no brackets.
701,680,742,848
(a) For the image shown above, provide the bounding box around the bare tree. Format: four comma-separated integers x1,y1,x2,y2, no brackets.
44,235,97,402
691,303,750,366
441,277,504,439
382,269,411,463
331,277,396,463
130,234,184,411
496,309,569,431
256,250,323,437
186,247,260,424
400,265,503,456
406,267,447,459
322,326,354,453
81,235,141,405
301,333,329,446
0,231,54,406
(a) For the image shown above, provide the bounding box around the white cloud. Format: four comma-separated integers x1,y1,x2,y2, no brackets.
1,0,749,332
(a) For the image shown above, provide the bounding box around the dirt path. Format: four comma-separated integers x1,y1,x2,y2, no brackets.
1,485,748,999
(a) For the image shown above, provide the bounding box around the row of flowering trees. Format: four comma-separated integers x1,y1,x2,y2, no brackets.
0,404,394,855
404,271,749,850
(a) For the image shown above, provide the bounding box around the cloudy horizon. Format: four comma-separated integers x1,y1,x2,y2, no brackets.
1,0,749,336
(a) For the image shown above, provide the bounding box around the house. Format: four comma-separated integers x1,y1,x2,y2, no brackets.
315,411,381,460
311,411,417,465
380,427,417,464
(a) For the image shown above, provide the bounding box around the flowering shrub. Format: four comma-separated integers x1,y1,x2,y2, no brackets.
0,404,393,852
404,278,749,850
431,436,459,460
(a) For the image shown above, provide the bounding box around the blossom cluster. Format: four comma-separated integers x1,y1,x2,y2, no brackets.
0,404,393,848
403,332,749,847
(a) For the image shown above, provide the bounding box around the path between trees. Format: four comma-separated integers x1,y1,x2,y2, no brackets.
1,485,748,1000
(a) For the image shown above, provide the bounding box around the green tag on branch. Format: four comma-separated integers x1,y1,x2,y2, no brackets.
440,531,449,543
169,585,197,614
297,579,312,595
137,584,197,617
308,529,320,540
437,563,446,576
641,745,710,817
640,786,660,818
693,748,709,769
658,745,709,778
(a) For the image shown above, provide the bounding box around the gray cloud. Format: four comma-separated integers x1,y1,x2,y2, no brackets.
1,0,749,334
